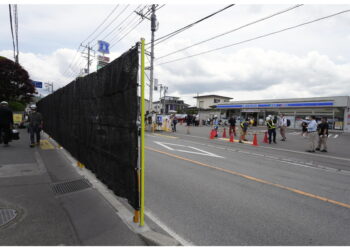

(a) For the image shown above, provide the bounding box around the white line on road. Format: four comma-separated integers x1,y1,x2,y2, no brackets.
154,141,224,158
165,133,350,163
334,134,339,138
150,135,350,176
145,209,194,246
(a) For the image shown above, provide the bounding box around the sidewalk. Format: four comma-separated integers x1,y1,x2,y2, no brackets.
0,129,147,246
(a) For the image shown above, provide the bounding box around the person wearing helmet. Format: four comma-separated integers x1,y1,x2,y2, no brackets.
266,116,277,144
0,101,14,147
27,104,43,147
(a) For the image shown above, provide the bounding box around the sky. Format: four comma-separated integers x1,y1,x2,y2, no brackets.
1,1,350,106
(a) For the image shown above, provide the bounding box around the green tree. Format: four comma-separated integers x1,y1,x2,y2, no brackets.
0,56,35,103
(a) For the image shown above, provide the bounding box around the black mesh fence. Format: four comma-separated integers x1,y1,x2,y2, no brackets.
38,46,139,210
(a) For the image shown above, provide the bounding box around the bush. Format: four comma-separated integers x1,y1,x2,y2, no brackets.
9,101,25,111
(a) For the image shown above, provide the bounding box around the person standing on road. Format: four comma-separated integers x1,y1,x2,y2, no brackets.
27,104,43,147
266,116,277,144
239,118,249,143
305,115,318,153
171,115,178,132
278,113,287,141
316,117,329,152
228,116,236,136
301,120,308,137
0,101,14,147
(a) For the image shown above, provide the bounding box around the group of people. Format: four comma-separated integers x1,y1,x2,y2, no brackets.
302,116,329,153
0,101,43,148
264,113,329,152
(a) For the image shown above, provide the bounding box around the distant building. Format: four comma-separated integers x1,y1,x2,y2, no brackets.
214,96,350,132
153,96,190,114
194,95,232,109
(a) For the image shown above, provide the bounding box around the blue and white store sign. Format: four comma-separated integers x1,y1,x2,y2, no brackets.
217,102,334,109
97,40,110,54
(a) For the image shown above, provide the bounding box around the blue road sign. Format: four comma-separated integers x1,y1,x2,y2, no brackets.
98,40,110,54
32,81,43,88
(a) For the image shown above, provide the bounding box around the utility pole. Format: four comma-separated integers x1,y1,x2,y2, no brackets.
136,5,158,112
81,43,94,75
150,4,157,112
163,86,168,115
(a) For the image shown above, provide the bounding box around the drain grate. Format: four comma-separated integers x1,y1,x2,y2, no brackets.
52,178,92,195
0,208,17,227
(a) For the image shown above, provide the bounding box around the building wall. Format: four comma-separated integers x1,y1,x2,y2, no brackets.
196,97,231,109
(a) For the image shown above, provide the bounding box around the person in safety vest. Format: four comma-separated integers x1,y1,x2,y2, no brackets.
239,118,249,143
266,116,277,144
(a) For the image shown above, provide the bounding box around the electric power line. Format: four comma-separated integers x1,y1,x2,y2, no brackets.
88,4,130,45
157,4,303,61
156,9,350,66
81,5,120,44
147,4,235,48
93,4,142,48
106,5,148,47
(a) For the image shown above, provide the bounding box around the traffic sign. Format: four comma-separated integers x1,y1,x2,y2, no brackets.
32,80,43,88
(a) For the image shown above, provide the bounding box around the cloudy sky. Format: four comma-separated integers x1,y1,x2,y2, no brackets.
1,1,350,106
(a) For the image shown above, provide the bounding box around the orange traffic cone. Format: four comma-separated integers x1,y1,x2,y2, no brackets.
252,133,259,146
222,128,227,138
230,134,234,143
210,130,215,139
263,131,268,143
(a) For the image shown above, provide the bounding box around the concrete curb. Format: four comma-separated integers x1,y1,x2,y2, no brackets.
139,231,181,246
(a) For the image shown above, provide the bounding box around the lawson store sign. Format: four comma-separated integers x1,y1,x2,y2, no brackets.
217,102,334,109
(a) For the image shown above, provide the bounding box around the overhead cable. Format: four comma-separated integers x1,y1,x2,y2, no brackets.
81,5,119,44
157,4,303,60
157,9,350,66
95,4,142,46
88,4,129,45
147,4,235,47
107,5,148,46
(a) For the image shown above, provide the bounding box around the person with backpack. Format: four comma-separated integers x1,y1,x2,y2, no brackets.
228,116,236,136
301,120,308,137
316,117,329,152
278,113,287,141
266,116,277,144
0,101,14,147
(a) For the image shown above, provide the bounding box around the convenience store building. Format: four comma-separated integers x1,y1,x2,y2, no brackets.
215,96,350,132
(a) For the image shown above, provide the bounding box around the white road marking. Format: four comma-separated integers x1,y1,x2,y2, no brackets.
153,141,224,158
145,209,194,246
328,134,333,138
334,134,339,138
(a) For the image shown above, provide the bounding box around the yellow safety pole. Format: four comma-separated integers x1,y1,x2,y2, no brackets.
140,38,146,227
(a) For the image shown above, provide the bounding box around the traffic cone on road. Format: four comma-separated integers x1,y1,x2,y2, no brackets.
229,134,234,143
252,133,259,146
263,131,268,143
210,130,215,139
222,128,227,138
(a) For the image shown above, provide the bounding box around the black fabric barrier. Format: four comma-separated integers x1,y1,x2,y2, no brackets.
38,47,139,210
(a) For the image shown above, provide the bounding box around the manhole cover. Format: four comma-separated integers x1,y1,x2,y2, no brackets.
0,209,17,227
52,178,92,195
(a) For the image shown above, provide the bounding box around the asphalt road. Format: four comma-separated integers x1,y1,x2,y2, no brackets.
143,125,350,245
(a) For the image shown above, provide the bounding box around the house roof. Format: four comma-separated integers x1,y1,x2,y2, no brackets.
194,95,233,99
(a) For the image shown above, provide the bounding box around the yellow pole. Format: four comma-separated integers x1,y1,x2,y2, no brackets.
140,38,146,227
